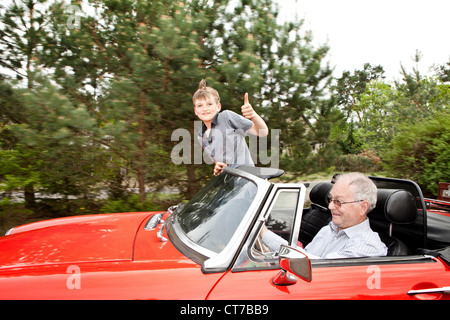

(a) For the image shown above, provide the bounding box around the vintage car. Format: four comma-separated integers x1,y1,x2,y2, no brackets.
0,167,449,300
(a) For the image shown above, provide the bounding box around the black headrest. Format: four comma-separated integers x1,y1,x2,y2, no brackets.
371,189,417,224
310,182,333,208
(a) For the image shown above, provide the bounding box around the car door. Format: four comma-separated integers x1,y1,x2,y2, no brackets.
209,251,450,300
207,183,450,299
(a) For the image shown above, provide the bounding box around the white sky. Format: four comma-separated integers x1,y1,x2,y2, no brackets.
277,0,450,81
2,0,449,82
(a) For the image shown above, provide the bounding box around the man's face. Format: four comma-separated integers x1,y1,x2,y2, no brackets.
328,181,367,231
194,97,221,124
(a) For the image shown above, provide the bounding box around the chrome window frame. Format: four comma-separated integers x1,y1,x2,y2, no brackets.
232,183,307,272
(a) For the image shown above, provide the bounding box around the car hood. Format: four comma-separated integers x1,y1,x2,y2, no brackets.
0,212,156,269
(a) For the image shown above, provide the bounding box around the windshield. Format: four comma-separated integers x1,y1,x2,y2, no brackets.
176,173,257,254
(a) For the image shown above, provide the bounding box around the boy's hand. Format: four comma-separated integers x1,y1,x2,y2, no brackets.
241,93,256,119
214,162,227,176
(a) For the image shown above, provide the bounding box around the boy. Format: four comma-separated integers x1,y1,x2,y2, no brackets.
193,79,268,175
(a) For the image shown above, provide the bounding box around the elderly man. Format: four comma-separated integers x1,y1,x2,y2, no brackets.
261,172,388,259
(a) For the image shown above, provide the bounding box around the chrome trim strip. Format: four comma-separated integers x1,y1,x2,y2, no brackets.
311,255,436,267
5,227,14,236
292,184,307,246
408,286,450,295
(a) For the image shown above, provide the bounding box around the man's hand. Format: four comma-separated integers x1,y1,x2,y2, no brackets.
214,161,227,176
241,93,256,119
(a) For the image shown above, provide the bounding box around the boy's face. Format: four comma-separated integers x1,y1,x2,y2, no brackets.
194,96,221,124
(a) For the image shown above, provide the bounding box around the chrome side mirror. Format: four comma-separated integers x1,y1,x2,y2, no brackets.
273,245,312,286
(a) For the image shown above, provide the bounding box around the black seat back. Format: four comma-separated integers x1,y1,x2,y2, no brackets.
309,182,333,208
371,189,417,224
299,182,332,246
302,182,417,255
369,189,417,255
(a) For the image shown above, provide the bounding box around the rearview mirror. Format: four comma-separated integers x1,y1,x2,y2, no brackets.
273,245,312,286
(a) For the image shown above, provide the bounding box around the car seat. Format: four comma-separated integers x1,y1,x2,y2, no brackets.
300,182,417,256
298,182,332,246
369,189,417,256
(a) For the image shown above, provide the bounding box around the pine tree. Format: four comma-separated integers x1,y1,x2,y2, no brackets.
0,0,116,205
0,0,65,206
1,0,337,207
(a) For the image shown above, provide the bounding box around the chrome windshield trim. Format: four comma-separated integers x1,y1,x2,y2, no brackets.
171,167,272,272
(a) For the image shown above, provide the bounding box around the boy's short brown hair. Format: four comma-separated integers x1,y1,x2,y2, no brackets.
193,79,220,104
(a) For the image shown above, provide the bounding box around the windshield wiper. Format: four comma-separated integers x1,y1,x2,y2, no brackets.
156,203,186,243
145,203,184,231
169,203,186,216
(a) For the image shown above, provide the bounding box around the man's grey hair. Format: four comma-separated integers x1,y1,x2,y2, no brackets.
336,172,378,213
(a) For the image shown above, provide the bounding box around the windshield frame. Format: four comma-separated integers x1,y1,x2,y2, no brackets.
168,167,272,273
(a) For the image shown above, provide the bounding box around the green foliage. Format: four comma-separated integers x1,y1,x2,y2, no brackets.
334,120,363,155
384,113,450,197
0,201,34,235
1,0,449,227
100,194,169,214
436,60,450,83
333,57,449,189
335,64,385,111
1,0,336,208
338,56,450,154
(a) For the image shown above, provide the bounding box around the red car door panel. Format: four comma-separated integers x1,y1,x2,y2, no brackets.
209,257,450,300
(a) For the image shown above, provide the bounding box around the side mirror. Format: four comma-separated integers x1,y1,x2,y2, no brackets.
273,245,312,286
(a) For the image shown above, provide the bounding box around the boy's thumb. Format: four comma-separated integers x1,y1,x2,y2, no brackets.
244,93,249,105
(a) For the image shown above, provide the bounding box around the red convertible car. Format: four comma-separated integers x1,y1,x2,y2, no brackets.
0,167,449,300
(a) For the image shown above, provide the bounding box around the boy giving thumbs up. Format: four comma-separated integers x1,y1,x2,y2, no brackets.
193,80,268,175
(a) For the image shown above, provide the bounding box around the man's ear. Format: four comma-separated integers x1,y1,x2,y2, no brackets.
360,200,370,216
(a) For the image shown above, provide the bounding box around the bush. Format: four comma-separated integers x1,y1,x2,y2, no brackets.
335,150,382,173
100,194,166,213
384,112,450,197
0,200,34,235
